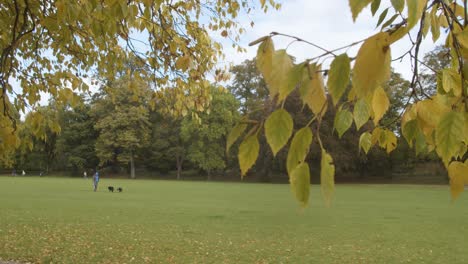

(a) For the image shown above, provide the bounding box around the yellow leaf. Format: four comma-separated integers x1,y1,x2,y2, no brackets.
300,64,327,116
382,130,397,153
349,0,373,21
407,0,427,30
238,134,260,177
448,161,468,200
264,109,293,156
416,98,450,129
175,56,191,71
388,26,409,44
289,162,310,207
372,86,390,125
359,132,373,154
371,126,383,145
256,37,274,90
287,127,313,174
271,50,294,102
441,68,462,96
353,32,392,97
321,149,335,207
455,27,468,58
430,6,440,42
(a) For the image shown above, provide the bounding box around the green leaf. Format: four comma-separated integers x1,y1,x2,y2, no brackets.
353,98,370,130
334,109,353,138
435,112,465,166
238,134,260,177
415,129,428,156
402,119,419,147
359,132,373,154
381,14,399,30
264,109,294,156
448,161,468,200
391,0,404,12
287,127,313,174
290,162,311,207
327,54,350,106
376,8,389,28
321,149,335,207
353,32,391,97
371,0,381,16
407,0,427,30
349,0,373,21
372,86,390,125
226,123,247,154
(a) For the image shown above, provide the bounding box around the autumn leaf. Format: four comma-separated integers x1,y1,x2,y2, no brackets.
448,161,468,200
299,64,327,116
226,123,247,154
327,54,351,106
287,127,313,174
407,0,428,30
321,149,335,207
334,108,353,138
264,109,293,156
435,112,465,166
349,0,373,21
238,134,260,177
290,162,311,207
359,132,373,154
354,98,370,130
372,86,390,125
353,32,391,97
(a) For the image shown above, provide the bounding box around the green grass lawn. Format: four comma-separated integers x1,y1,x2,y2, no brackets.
0,177,467,263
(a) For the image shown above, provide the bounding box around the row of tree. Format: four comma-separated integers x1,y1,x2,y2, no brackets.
3,47,448,182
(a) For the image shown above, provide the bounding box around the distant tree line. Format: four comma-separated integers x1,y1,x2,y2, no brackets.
2,47,449,183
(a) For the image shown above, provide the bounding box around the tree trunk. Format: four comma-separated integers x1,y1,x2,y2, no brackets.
130,149,136,179
207,169,211,181
176,155,183,180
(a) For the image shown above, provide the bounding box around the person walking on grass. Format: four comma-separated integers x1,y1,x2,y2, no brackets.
93,170,100,192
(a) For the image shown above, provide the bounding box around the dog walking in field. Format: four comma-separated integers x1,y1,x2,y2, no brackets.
108,186,114,192
117,187,123,193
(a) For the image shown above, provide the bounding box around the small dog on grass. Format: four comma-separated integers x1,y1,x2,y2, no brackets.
108,186,114,192
117,187,123,193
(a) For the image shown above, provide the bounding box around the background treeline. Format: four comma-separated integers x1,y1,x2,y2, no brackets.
2,47,449,183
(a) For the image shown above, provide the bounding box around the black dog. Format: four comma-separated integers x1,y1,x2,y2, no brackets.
108,186,114,192
117,187,123,193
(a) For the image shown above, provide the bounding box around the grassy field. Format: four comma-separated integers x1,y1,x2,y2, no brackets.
0,177,467,263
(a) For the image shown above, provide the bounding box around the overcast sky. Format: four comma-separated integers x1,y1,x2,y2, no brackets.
214,0,445,81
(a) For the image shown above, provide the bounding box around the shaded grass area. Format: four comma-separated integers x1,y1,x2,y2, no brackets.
0,177,467,263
